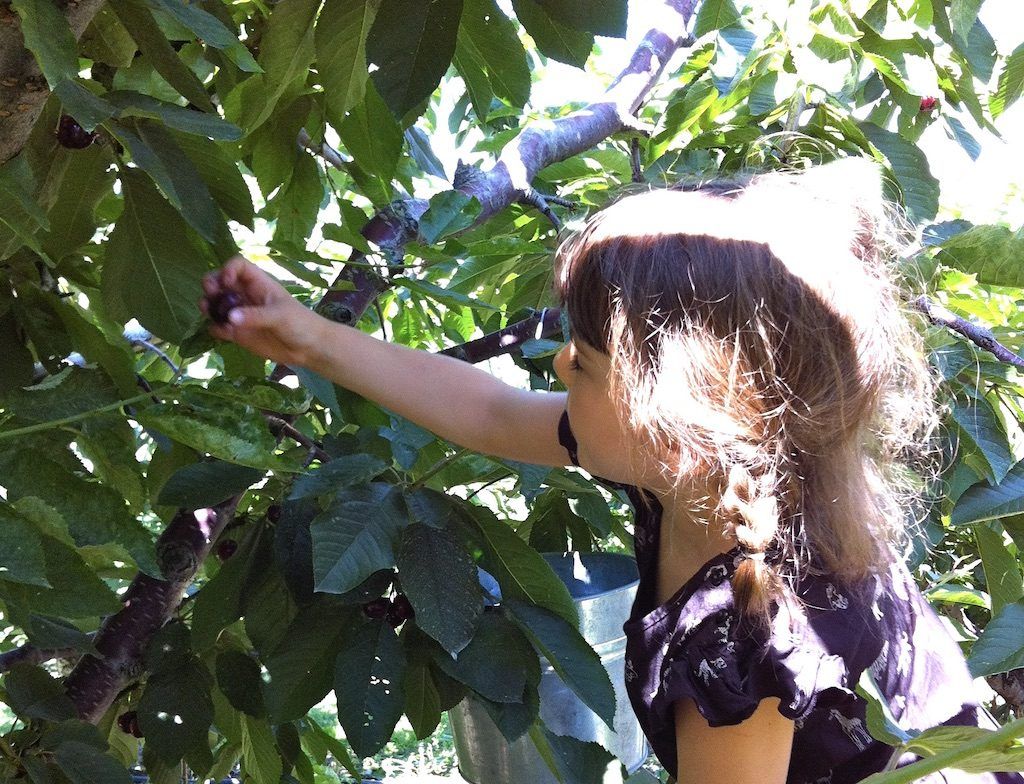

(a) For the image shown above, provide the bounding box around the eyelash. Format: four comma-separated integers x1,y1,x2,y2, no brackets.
569,356,581,371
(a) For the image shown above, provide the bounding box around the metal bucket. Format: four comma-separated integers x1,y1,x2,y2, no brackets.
449,551,649,784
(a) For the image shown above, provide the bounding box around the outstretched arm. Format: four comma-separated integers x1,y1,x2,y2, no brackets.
201,256,573,468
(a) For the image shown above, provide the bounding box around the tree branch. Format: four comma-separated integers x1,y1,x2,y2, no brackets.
912,296,1024,370
0,644,81,674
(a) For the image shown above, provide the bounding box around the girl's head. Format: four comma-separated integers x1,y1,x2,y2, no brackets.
553,158,937,619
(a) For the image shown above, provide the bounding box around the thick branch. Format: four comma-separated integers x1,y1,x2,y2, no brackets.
440,308,564,364
0,0,109,165
912,296,1024,370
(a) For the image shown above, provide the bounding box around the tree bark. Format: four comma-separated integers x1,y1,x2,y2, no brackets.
60,0,699,723
0,0,109,165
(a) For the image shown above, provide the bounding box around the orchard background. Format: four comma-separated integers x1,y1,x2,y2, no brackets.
1,0,1024,781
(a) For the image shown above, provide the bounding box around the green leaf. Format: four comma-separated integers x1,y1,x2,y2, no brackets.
366,0,464,119
10,0,79,88
417,190,483,244
53,742,133,784
158,460,265,508
530,0,625,37
148,0,261,73
457,0,530,110
316,0,379,127
396,274,498,314
974,522,1024,616
263,601,355,721
240,714,283,784
944,115,981,162
99,168,212,343
80,5,137,68
288,453,389,500
311,483,406,594
171,131,254,230
445,609,538,702
967,600,1024,678
0,365,120,424
107,90,242,140
107,0,215,111
0,505,49,587
403,658,442,739
4,664,76,721
298,716,360,778
52,79,118,132
333,617,408,758
337,78,403,189
939,224,1024,288
40,144,117,263
216,651,267,718
990,43,1024,120
951,459,1024,526
858,121,939,224
896,722,1024,775
952,398,1013,484
461,505,578,627
510,0,592,68
693,0,741,38
504,599,616,730
395,523,482,656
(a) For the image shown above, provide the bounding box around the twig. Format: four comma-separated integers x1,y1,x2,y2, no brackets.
131,338,181,377
912,296,1024,370
518,187,574,229
298,127,347,170
265,415,331,463
408,448,472,491
630,137,644,183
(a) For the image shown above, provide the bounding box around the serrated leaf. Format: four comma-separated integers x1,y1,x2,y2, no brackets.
107,90,242,140
216,651,266,718
333,617,407,758
457,0,530,110
0,505,49,587
158,460,265,508
337,78,402,188
263,601,355,721
316,0,379,126
974,522,1024,615
991,42,1024,120
403,659,441,739
10,0,79,88
52,79,118,132
107,0,214,111
939,224,1024,288
100,168,211,343
446,609,537,701
149,0,261,73
240,715,283,784
289,453,389,500
951,459,1024,526
944,115,981,161
53,742,133,784
858,121,939,224
967,600,1024,678
531,0,625,37
887,721,1024,776
952,398,1013,484
395,523,482,655
505,599,616,731
137,399,294,472
4,664,77,721
693,0,741,38
311,483,406,594
510,0,592,68
417,190,483,244
461,505,577,626
366,0,464,119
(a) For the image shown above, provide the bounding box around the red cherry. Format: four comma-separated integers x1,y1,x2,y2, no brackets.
117,710,143,738
215,539,238,561
919,96,938,113
56,114,96,149
362,598,390,619
208,290,244,325
388,593,414,626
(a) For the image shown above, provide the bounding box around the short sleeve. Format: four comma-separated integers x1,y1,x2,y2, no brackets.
656,578,883,728
557,409,580,467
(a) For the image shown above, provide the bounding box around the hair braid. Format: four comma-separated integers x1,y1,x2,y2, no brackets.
721,464,784,620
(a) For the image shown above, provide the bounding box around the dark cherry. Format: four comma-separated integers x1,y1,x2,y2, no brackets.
208,290,244,325
919,96,938,113
363,597,391,620
387,593,414,627
267,504,282,523
56,114,96,149
215,539,238,561
117,710,143,738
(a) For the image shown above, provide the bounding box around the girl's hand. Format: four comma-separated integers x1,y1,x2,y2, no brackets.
199,255,322,367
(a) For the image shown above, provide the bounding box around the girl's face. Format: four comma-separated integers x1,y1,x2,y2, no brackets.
553,339,645,486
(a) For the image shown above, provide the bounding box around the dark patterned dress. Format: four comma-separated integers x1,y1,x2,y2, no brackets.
558,409,1023,784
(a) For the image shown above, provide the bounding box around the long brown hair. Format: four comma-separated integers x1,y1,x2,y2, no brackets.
553,158,937,621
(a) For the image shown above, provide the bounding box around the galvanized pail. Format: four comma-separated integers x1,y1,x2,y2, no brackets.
449,551,649,784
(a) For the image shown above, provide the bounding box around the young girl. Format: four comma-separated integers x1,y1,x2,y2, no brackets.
201,158,1022,784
